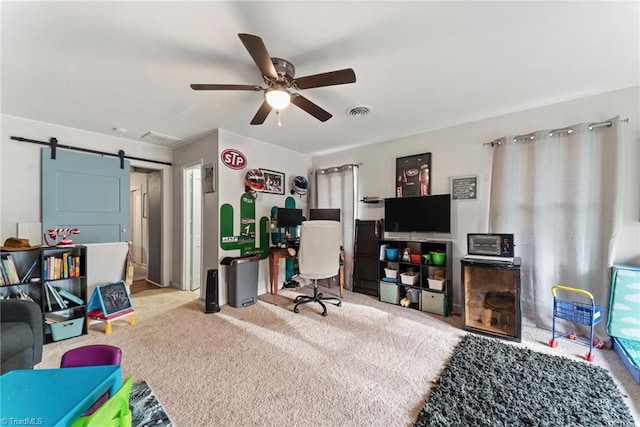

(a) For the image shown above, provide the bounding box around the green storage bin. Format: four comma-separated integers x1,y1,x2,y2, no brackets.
50,316,84,341
380,281,399,305
421,290,447,316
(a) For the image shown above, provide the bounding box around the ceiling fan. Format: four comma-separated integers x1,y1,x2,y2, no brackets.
190,33,356,125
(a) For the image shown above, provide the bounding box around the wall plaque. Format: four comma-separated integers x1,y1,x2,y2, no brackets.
451,176,477,200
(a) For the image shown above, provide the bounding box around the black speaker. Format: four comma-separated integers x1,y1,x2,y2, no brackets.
205,269,220,313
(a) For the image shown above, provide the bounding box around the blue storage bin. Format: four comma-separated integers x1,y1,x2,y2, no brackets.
50,317,84,341
385,247,398,261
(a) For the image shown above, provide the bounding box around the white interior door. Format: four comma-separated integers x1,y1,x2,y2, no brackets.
130,186,142,264
183,164,202,291
191,170,202,291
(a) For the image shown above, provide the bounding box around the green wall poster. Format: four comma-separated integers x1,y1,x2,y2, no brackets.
220,193,299,260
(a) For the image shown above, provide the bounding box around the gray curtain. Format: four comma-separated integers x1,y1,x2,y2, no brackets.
313,164,359,290
489,117,621,341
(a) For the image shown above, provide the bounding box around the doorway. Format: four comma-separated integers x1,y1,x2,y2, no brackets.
129,185,146,280
183,163,203,291
130,166,163,286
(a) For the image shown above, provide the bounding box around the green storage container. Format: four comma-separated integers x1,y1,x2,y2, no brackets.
421,290,447,316
380,281,399,305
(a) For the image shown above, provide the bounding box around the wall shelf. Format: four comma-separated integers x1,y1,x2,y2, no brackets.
360,196,385,204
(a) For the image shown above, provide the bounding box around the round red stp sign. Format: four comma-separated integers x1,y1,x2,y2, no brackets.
221,149,247,170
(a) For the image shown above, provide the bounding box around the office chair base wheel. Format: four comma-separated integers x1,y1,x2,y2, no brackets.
293,280,342,316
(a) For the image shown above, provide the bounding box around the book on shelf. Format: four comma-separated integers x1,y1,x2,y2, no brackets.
45,282,67,309
45,312,71,324
43,257,48,280
0,262,9,285
44,282,53,311
55,287,84,306
20,257,39,283
62,253,69,278
1,256,20,284
18,290,34,302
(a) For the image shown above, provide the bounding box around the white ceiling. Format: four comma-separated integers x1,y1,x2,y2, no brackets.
2,1,638,156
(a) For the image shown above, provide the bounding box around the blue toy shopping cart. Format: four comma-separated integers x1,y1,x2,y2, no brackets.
548,285,604,362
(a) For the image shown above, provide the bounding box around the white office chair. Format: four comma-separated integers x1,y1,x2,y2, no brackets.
293,220,342,316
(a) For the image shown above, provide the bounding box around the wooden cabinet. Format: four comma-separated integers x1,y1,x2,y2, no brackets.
1,246,88,344
352,220,382,297
378,239,452,316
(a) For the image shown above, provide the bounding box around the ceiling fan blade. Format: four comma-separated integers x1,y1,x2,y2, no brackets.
190,84,262,91
293,68,356,90
250,101,273,125
290,94,332,122
238,33,278,80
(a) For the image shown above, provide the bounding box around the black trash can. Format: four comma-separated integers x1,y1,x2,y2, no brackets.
221,255,260,308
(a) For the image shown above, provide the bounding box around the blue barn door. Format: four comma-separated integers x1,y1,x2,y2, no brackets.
42,148,130,244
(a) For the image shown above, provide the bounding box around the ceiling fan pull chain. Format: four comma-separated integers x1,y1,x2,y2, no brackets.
277,110,282,127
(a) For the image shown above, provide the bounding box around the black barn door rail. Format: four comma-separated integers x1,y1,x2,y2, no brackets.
10,136,172,169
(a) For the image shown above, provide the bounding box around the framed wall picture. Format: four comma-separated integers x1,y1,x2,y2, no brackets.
396,152,431,198
203,163,215,194
451,176,477,200
261,169,285,195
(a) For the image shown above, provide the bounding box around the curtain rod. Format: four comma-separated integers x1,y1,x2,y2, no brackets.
315,163,362,174
483,118,629,147
10,135,173,168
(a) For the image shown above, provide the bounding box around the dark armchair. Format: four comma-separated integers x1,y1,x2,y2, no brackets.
1,299,43,374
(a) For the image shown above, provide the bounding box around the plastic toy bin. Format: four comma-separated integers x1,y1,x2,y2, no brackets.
554,299,602,324
400,272,419,285
49,317,84,341
384,268,398,279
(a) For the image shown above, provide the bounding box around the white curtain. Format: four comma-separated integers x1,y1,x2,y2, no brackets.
314,164,358,290
489,117,621,340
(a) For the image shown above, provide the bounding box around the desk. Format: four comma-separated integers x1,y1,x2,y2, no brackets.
269,246,344,305
0,365,122,426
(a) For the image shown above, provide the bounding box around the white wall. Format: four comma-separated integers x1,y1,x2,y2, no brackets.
0,114,174,286
313,86,640,311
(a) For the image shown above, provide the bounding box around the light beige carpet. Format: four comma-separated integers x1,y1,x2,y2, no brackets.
38,286,639,426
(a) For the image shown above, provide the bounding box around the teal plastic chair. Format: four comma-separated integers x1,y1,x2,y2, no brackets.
71,376,134,427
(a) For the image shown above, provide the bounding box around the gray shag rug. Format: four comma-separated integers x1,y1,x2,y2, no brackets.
415,335,635,427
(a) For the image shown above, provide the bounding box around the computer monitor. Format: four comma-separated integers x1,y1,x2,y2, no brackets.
309,208,341,222
276,208,303,228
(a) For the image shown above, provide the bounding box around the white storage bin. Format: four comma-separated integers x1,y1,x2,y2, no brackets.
384,268,397,279
428,278,445,291
400,272,419,285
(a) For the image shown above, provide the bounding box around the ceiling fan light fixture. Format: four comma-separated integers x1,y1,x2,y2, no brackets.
265,88,291,109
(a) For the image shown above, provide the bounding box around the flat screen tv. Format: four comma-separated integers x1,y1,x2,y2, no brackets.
277,208,303,228
384,194,451,233
309,208,341,222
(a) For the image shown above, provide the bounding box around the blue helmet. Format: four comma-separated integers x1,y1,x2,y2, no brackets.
291,176,308,196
